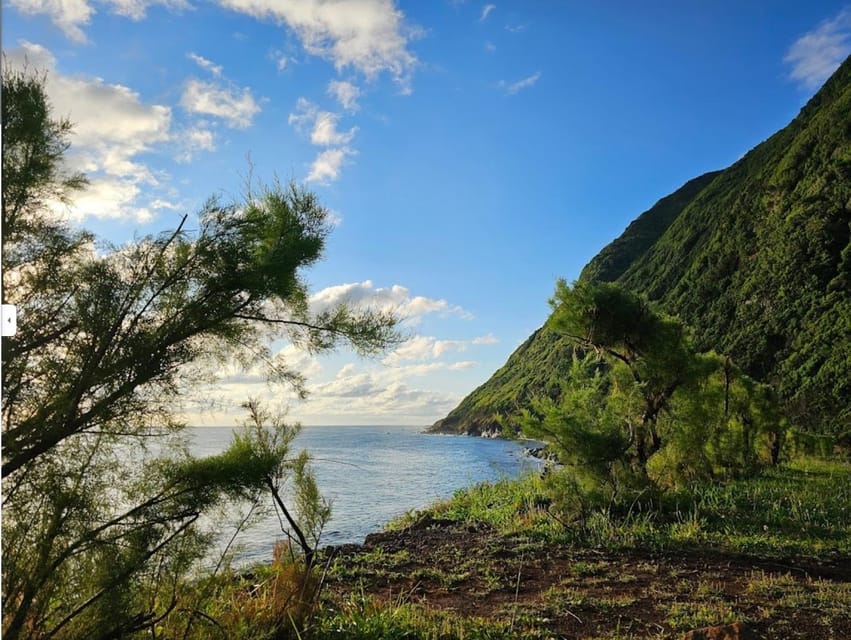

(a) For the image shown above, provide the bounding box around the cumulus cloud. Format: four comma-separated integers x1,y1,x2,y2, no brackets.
5,41,173,222
8,0,187,42
479,3,495,22
327,79,361,111
215,0,418,90
498,71,541,95
188,52,223,77
306,147,355,183
472,333,498,345
50,176,153,223
309,280,472,323
785,8,851,89
383,335,468,365
181,78,261,128
305,362,468,419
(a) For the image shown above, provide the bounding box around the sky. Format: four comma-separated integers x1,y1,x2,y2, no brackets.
3,1,851,427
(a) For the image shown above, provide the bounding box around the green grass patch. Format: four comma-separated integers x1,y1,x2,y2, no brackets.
308,595,549,640
416,458,851,558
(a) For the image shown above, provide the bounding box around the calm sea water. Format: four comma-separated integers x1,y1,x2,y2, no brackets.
188,425,540,564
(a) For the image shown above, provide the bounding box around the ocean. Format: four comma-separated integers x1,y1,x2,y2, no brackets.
188,425,540,565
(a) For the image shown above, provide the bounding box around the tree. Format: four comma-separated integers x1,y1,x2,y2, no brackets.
1,66,399,639
548,279,697,467
532,279,780,494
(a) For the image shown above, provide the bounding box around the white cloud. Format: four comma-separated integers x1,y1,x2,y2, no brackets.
288,97,319,131
383,335,468,365
107,0,188,20
181,78,260,129
289,97,357,145
311,111,358,146
309,280,472,323
188,52,223,78
275,344,323,379
270,49,294,71
472,333,498,345
215,0,418,90
498,71,541,95
505,23,527,33
5,41,173,222
306,147,355,184
181,126,216,158
8,0,187,42
50,176,153,223
785,8,851,89
9,0,93,42
479,3,495,22
306,362,469,418
327,79,361,111
484,41,496,53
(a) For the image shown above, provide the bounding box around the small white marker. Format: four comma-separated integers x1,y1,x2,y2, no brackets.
1,304,17,336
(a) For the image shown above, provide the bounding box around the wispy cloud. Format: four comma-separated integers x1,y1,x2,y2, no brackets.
187,52,223,78
181,78,260,128
176,125,216,163
785,8,851,89
289,98,358,183
479,3,495,22
289,98,357,145
498,71,541,95
327,79,361,111
270,49,294,71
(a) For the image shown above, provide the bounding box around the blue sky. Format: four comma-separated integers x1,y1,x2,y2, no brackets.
4,1,851,426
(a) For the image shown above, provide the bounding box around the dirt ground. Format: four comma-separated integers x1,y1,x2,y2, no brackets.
323,516,851,639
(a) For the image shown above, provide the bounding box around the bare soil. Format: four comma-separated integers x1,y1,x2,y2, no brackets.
323,516,851,639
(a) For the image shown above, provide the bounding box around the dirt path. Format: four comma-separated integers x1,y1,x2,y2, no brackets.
324,517,851,639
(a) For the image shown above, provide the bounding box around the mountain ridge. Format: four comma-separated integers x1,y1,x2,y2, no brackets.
432,55,851,437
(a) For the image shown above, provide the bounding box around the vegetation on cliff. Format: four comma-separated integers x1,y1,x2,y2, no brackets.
433,55,851,438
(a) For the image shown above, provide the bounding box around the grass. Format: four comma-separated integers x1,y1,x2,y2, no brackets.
158,456,849,639
412,456,851,558
306,594,550,640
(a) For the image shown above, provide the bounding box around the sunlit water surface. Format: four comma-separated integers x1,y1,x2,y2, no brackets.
186,425,541,565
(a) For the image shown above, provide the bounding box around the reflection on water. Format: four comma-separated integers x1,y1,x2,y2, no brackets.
188,425,540,564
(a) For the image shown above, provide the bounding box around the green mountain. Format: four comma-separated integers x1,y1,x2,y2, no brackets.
432,56,851,437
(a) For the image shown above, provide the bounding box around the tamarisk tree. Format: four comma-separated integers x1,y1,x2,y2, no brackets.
521,279,781,499
1,66,399,639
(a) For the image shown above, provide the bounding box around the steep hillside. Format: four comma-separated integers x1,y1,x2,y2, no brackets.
580,170,722,283
432,56,851,436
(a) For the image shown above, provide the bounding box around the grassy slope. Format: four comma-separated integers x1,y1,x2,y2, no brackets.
317,457,851,639
433,55,851,436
